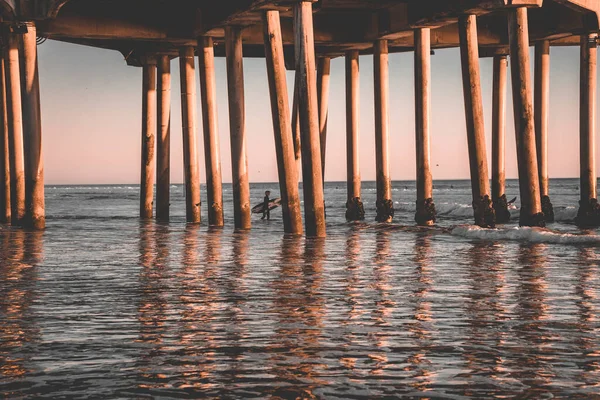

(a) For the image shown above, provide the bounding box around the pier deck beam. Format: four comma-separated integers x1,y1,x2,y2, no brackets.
345,50,364,221
374,39,393,223
492,54,511,223
576,32,600,226
459,14,495,228
508,7,544,227
140,56,156,220
156,55,171,222
225,26,251,230
263,9,303,235
294,1,326,237
534,40,554,222
198,37,224,227
414,28,436,226
179,46,201,223
0,55,9,224
317,57,330,182
21,22,45,230
5,31,25,227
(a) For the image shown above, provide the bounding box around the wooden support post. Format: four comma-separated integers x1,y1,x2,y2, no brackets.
459,14,495,228
198,37,224,227
291,76,302,177
0,55,9,224
414,28,436,226
156,55,171,222
508,8,544,227
373,39,393,223
577,33,600,226
263,10,303,235
225,26,251,230
345,50,364,221
4,31,25,226
317,57,330,182
492,54,510,223
140,57,156,220
534,41,554,222
293,1,326,237
21,22,44,229
179,46,201,223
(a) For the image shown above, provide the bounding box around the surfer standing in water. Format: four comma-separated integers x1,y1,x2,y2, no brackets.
261,190,271,220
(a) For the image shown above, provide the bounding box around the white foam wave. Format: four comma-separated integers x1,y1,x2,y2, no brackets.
553,206,578,222
452,225,600,244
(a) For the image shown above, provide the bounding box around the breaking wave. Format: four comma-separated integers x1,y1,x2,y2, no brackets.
452,225,600,244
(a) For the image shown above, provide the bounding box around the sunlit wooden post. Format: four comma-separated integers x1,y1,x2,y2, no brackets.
374,39,393,223
198,36,224,227
414,28,436,226
293,1,326,237
263,9,303,235
140,56,156,220
508,8,544,227
225,26,251,230
317,56,330,182
492,54,510,223
345,50,364,221
0,54,9,224
4,30,25,226
179,46,201,223
156,54,171,221
534,40,554,222
576,32,599,226
458,14,495,228
291,76,302,177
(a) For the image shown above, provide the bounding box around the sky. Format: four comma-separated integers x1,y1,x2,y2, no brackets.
37,40,589,185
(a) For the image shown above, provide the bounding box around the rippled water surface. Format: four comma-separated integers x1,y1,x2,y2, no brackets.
1,180,600,398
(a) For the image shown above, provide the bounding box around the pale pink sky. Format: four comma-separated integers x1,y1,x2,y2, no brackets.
39,40,589,184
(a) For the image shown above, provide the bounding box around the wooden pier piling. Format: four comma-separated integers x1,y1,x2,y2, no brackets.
534,40,554,222
140,56,156,220
373,39,393,223
156,55,171,222
263,9,303,235
317,57,330,182
0,55,9,224
414,28,436,226
179,46,201,223
291,76,302,178
225,26,251,230
345,50,364,221
198,37,224,227
4,31,25,227
491,54,510,223
508,7,544,227
293,1,326,237
459,14,495,228
576,32,599,226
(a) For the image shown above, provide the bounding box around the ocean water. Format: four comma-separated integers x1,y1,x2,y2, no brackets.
1,179,599,398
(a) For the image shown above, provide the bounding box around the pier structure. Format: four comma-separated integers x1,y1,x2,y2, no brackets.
0,0,598,235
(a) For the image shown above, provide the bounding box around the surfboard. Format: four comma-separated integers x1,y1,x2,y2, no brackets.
251,198,281,214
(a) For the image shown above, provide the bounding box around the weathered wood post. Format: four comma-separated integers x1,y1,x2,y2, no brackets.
373,39,393,223
293,1,326,237
156,55,171,222
345,50,364,221
458,14,495,228
492,54,510,223
534,40,554,222
576,32,600,226
414,28,436,226
0,55,9,224
179,46,201,223
291,77,302,176
21,22,45,229
198,37,224,227
263,9,303,235
317,57,330,181
4,29,25,226
225,26,251,230
508,8,544,227
140,56,156,220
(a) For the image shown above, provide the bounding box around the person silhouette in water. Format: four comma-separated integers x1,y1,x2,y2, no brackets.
261,190,271,220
